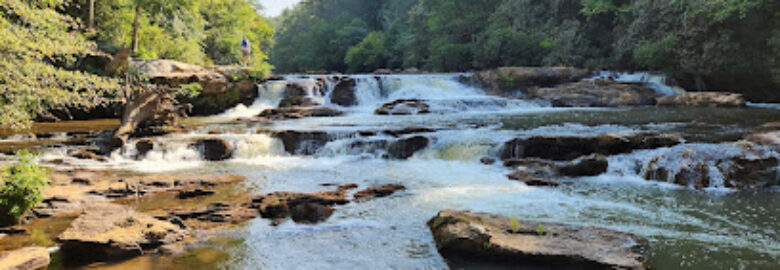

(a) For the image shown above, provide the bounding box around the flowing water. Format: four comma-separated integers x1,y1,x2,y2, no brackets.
4,74,780,269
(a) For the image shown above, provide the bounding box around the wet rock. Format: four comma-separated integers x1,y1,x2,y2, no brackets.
558,154,609,177
290,203,335,224
507,170,560,187
177,189,216,199
383,127,436,138
338,183,359,190
480,157,496,165
272,130,331,155
387,136,430,159
133,59,227,92
745,131,780,151
501,133,681,161
656,92,746,107
191,139,233,161
331,77,358,106
428,210,648,269
353,184,406,202
67,147,108,162
0,247,51,270
184,81,260,116
527,81,659,107
473,67,591,95
59,203,185,262
249,191,349,225
643,143,779,189
135,138,155,159
0,226,28,235
278,96,321,108
259,106,343,120
375,99,431,115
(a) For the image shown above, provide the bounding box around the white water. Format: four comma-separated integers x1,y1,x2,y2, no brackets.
586,71,687,96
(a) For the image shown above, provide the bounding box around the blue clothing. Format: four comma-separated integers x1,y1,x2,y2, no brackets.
241,39,250,50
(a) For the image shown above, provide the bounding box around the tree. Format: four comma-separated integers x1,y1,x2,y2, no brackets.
345,31,388,72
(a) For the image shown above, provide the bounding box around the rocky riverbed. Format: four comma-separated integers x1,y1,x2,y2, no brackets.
1,64,778,269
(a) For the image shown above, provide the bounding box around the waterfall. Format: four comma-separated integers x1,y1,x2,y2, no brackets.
585,71,687,96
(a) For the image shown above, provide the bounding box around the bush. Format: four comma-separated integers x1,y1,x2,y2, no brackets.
0,151,49,226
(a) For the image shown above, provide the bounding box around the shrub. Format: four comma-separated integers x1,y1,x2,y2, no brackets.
0,151,49,226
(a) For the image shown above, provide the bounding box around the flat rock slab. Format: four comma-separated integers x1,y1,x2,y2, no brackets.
429,210,648,269
0,247,50,270
58,203,185,262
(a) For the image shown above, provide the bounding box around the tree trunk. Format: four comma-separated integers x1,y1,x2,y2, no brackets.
88,0,95,30
131,4,141,53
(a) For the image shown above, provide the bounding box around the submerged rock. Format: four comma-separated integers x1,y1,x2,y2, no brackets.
59,203,185,262
656,92,746,107
387,136,430,159
191,138,233,161
472,67,591,94
353,184,406,202
501,133,681,161
0,247,50,270
528,81,659,107
331,77,358,106
375,99,431,115
134,138,155,159
278,96,321,108
428,210,648,270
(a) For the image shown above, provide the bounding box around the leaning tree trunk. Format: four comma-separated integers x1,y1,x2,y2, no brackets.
130,4,141,53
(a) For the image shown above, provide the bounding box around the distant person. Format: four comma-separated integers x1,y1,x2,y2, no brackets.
241,36,251,66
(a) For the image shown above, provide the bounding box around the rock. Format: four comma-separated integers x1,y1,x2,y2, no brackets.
191,139,233,161
183,81,259,116
0,247,51,270
59,203,185,262
331,77,358,106
135,138,155,159
480,157,496,165
745,131,780,151
387,136,430,159
272,130,331,155
249,191,349,225
353,184,406,202
558,154,609,177
259,106,343,120
337,183,359,190
472,67,591,95
507,170,559,187
278,96,321,108
656,92,746,107
383,127,436,138
643,143,778,189
67,147,108,162
132,59,228,93
112,84,186,144
501,133,682,161
177,189,216,199
375,99,431,115
290,203,335,224
0,226,28,235
527,81,659,107
428,210,648,269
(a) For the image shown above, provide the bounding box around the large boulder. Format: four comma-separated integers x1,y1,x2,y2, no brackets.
331,77,358,106
191,138,233,161
375,99,431,115
656,92,746,107
527,81,659,107
271,130,331,155
0,247,50,270
183,80,259,116
472,67,591,95
428,210,648,269
387,136,430,159
558,154,609,177
501,133,681,161
132,59,228,92
58,203,185,262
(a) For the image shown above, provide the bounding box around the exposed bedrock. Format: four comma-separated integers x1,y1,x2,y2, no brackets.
527,81,659,107
428,210,649,270
501,133,682,161
470,67,591,95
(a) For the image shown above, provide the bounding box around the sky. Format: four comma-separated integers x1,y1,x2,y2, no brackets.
257,0,302,17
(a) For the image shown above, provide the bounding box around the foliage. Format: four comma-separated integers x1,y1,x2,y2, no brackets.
536,224,545,236
0,0,121,129
345,31,388,72
0,151,49,225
